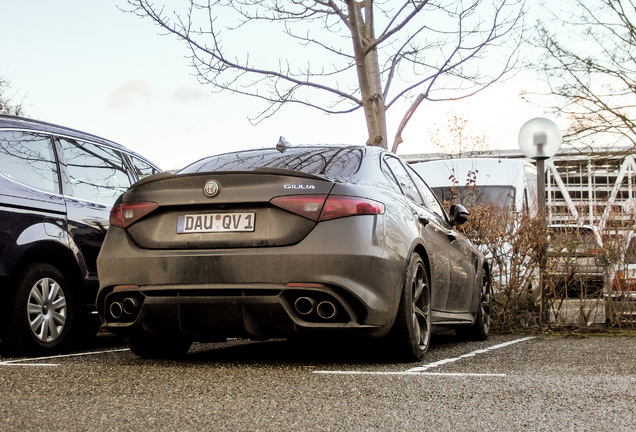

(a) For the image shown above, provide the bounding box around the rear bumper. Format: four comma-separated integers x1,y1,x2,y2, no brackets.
97,217,406,339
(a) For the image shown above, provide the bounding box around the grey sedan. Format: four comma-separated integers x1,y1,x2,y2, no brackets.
96,145,490,361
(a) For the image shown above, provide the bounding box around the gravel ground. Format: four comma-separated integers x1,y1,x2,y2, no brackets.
1,332,635,431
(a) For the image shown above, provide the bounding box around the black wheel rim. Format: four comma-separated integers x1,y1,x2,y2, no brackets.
480,276,491,333
411,262,430,351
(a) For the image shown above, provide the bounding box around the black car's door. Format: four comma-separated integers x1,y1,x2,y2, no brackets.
0,130,68,262
56,137,133,286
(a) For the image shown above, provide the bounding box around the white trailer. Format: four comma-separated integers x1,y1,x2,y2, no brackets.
412,157,538,216
413,157,539,291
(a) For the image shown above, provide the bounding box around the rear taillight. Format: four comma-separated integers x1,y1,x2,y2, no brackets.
612,271,636,292
109,202,158,228
270,195,327,221
320,195,385,221
270,195,384,221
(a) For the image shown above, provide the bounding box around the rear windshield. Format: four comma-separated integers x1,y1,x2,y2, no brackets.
548,227,602,251
431,185,515,209
180,147,364,179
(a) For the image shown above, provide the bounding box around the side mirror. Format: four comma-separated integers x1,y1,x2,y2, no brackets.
449,204,469,226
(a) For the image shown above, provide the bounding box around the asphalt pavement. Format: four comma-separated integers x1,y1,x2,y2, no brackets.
1,331,635,431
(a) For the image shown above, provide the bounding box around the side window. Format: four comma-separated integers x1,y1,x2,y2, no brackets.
58,138,131,205
384,156,424,205
0,130,59,194
129,155,160,180
408,166,446,219
381,159,403,194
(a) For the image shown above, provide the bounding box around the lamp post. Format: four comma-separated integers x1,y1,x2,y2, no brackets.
518,117,562,323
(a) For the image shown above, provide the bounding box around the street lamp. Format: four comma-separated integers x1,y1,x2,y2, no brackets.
518,117,563,216
518,117,562,324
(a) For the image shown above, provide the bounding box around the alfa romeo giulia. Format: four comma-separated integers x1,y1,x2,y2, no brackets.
96,144,491,360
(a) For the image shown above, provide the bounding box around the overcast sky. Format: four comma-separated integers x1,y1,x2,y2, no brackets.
0,0,554,170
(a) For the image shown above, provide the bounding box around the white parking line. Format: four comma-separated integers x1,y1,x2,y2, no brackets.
0,348,130,367
313,336,535,376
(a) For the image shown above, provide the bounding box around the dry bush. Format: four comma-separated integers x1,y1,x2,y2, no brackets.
456,205,543,331
457,203,636,330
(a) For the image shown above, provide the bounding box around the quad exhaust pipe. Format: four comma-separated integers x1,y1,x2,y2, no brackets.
293,296,337,320
294,297,316,315
109,297,141,320
316,301,337,320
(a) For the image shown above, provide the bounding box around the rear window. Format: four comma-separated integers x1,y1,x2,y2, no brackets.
180,147,364,180
58,138,132,205
548,226,602,251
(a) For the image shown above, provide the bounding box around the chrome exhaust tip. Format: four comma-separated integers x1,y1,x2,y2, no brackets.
122,297,139,315
316,301,337,320
109,302,123,319
294,297,316,315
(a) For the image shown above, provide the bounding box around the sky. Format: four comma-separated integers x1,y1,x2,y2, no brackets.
0,1,555,171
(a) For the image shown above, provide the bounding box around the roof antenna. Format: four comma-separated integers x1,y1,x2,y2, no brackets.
276,136,291,152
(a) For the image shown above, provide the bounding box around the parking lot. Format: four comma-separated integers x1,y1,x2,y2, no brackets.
1,331,635,431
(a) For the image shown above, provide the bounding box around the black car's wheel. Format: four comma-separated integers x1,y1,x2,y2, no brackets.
2,263,74,355
125,334,193,359
392,254,431,361
457,273,491,341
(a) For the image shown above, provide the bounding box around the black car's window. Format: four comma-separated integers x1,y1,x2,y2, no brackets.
408,166,445,219
181,147,364,180
58,138,131,205
0,130,59,194
129,155,160,180
383,156,424,205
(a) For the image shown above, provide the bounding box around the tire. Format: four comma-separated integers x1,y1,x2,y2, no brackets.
457,272,491,341
2,263,74,355
125,333,193,359
73,310,103,340
392,254,431,361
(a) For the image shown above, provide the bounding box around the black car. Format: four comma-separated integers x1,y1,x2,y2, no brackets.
97,144,490,361
0,115,160,355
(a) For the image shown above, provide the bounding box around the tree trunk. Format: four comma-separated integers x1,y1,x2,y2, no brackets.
347,0,388,149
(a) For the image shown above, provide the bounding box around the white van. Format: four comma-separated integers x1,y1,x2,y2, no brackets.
413,157,539,291
412,158,538,216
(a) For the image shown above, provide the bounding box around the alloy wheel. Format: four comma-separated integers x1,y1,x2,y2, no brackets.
27,277,67,343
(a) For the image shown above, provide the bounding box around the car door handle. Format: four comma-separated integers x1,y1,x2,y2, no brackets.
418,215,430,227
446,232,456,243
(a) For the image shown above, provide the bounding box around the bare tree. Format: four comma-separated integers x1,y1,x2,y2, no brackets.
126,0,524,151
428,111,490,157
0,77,24,116
527,0,636,148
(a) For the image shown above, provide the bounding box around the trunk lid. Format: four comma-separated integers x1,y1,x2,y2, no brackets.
123,171,335,249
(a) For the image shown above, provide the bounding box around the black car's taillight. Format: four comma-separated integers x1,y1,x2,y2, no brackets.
109,202,158,228
270,195,384,221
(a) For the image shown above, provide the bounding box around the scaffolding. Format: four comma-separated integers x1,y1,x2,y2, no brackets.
403,146,636,237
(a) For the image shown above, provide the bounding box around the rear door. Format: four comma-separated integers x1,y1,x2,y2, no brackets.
383,156,451,312
409,166,476,312
56,137,133,283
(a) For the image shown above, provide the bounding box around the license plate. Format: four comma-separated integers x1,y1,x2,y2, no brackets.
177,213,255,233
